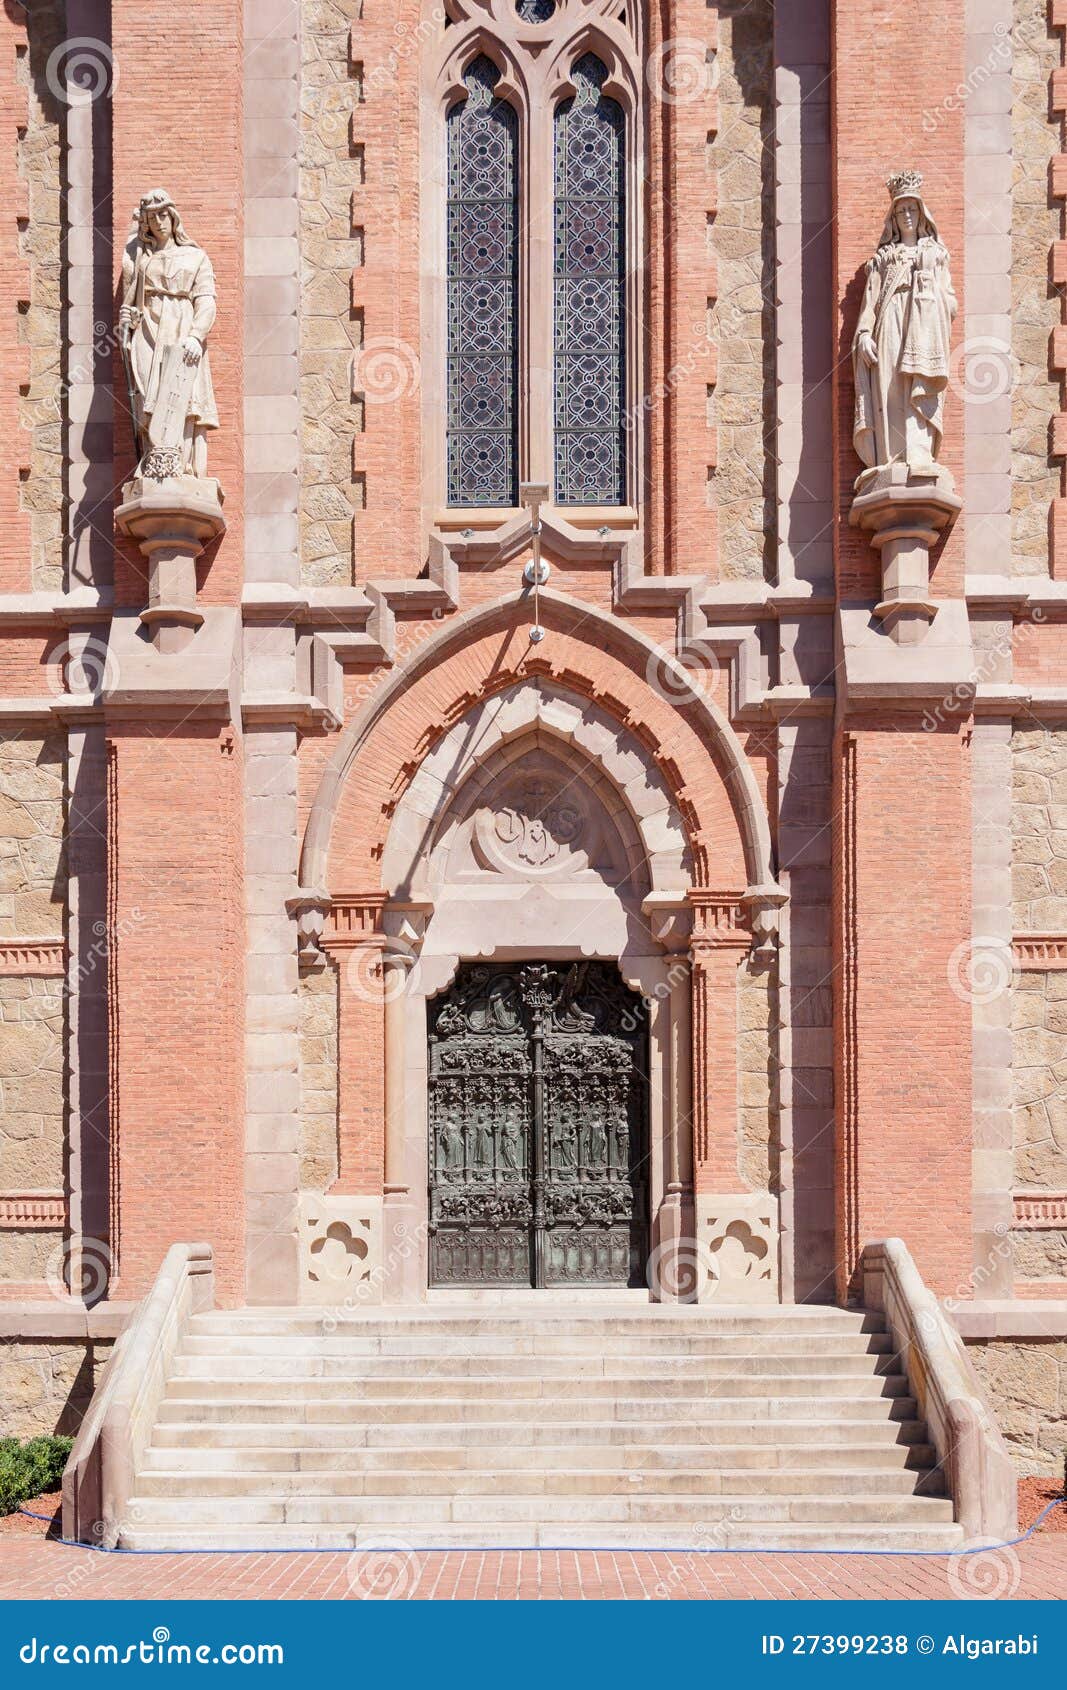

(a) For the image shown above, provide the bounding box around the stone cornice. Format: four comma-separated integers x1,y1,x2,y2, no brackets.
0,588,113,627
321,892,390,950
1012,934,1067,969
241,694,341,733
0,937,65,976
1013,1192,1067,1228
0,1191,66,1227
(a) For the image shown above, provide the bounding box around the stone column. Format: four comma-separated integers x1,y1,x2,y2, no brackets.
380,905,432,1303
323,894,388,1197
383,946,413,1202
642,896,694,1300
970,712,1014,1295
689,894,780,1305
243,719,300,1306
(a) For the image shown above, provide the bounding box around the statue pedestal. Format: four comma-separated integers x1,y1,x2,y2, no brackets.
849,464,961,645
115,475,226,653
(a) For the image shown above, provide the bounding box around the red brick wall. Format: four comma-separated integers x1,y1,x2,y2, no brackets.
102,3,247,1303
832,0,966,601
110,0,243,606
332,953,386,1196
350,2,422,576
834,719,973,1297
646,1,719,579
106,725,245,1303
830,0,974,1300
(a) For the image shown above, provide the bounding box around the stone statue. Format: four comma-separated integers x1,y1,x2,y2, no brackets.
852,170,956,482
119,189,219,482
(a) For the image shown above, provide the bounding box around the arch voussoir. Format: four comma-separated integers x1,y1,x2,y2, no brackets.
299,589,779,909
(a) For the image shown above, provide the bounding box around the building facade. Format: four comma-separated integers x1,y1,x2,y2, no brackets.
0,0,1064,1479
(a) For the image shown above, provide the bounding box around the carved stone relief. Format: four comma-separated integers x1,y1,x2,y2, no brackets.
114,189,226,650
695,1191,779,1304
441,751,629,889
849,171,961,644
299,1194,382,1306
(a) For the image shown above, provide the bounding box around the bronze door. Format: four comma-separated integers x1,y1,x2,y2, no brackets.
427,961,649,1287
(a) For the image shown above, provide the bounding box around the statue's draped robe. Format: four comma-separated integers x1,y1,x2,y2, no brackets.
121,241,219,448
852,237,955,473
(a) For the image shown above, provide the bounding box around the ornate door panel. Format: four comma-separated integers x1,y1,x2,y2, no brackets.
428,961,648,1288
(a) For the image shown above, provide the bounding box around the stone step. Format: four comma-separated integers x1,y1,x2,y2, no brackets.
180,1331,895,1359
189,1309,885,1338
171,1351,902,1382
143,1438,938,1471
156,1393,920,1425
150,1416,932,1450
123,1490,955,1526
134,1466,945,1499
118,1520,965,1553
163,1372,911,1401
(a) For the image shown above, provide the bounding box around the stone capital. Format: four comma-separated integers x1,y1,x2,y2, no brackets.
641,891,693,954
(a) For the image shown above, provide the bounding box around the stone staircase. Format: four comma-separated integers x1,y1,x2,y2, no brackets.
120,1303,964,1550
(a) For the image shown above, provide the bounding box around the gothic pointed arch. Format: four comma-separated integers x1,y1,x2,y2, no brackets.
298,589,779,912
379,677,688,903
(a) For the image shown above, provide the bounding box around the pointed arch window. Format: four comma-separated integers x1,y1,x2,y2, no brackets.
446,56,519,507
553,53,626,506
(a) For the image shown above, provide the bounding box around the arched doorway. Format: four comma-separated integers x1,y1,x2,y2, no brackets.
427,960,649,1288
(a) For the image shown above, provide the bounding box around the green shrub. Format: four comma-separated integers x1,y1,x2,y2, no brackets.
0,1435,72,1515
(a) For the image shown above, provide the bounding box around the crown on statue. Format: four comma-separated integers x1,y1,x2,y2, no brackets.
886,169,923,201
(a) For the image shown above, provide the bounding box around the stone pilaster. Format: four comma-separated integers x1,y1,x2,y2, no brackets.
243,720,300,1305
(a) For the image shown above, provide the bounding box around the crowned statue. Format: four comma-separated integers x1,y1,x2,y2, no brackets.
852,169,956,484
118,188,219,484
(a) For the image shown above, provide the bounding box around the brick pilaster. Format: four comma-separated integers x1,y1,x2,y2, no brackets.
831,1,974,1298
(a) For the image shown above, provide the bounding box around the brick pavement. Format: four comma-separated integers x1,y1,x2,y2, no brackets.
0,1509,1064,1601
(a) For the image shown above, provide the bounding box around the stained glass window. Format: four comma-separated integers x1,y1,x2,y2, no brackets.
446,56,519,507
553,54,626,505
516,0,556,19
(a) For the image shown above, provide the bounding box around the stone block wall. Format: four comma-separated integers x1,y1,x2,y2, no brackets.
1012,971,1067,1190
20,1,66,592
967,1338,1067,1476
1012,0,1061,576
1011,723,1067,1285
714,0,776,584
0,729,67,1285
1013,725,1067,931
300,0,361,587
0,732,66,936
0,977,64,1281
0,1337,112,1441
